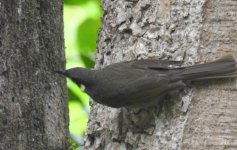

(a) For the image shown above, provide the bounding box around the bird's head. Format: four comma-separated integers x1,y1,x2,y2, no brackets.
55,67,96,87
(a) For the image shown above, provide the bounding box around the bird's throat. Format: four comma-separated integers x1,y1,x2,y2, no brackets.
80,84,86,92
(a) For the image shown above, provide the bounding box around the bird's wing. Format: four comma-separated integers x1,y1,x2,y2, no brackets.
97,73,170,108
125,59,169,69
124,59,183,70
103,59,183,71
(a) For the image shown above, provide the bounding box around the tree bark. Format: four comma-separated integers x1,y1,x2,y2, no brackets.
0,1,68,149
85,0,237,149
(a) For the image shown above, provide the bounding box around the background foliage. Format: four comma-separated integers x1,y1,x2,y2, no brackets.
64,0,102,146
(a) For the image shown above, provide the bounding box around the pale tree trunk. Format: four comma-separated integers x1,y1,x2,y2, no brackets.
85,0,237,149
0,1,68,149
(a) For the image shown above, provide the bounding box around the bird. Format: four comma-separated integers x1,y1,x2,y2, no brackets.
56,56,236,108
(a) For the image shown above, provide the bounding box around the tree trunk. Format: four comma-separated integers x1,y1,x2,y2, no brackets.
0,1,68,149
85,0,237,149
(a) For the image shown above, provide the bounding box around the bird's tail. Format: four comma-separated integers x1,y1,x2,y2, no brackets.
172,56,237,81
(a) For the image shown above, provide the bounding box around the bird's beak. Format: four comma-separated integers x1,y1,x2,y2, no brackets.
54,70,67,76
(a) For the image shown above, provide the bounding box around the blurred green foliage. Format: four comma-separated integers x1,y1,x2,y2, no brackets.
64,0,102,146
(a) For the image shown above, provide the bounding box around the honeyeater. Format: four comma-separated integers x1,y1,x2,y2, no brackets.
56,56,236,108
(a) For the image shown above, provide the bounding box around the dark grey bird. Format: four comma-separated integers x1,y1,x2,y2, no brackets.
56,56,236,108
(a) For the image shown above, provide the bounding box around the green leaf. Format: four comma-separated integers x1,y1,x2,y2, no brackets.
69,102,88,136
80,54,95,68
64,0,88,5
67,79,90,110
68,87,80,101
64,0,102,138
77,18,101,54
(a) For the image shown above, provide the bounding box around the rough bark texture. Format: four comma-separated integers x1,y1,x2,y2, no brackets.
85,0,237,149
0,1,68,149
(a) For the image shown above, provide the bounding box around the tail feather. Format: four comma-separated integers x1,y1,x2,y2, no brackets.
172,56,237,81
